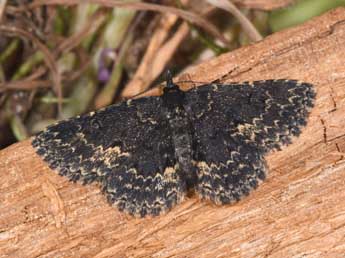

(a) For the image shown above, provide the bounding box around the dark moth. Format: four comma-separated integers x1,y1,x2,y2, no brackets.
32,72,315,217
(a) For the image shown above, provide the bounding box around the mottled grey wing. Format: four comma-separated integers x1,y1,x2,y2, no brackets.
184,80,315,204
32,97,185,217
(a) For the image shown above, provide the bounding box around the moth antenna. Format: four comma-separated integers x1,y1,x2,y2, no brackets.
124,70,176,100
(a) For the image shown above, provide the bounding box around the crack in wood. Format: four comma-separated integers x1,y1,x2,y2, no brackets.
320,118,328,143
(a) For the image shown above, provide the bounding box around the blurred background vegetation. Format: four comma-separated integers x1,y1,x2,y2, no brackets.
0,0,344,149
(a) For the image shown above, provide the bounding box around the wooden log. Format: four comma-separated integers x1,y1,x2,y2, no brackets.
1,7,345,258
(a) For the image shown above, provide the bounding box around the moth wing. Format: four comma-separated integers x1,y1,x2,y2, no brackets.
184,80,314,203
33,97,186,217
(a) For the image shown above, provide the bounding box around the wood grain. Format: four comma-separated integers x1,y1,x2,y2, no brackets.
1,7,345,258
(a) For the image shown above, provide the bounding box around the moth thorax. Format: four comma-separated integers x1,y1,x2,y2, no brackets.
163,84,185,108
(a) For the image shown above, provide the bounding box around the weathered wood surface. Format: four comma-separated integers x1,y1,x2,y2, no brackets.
1,7,345,258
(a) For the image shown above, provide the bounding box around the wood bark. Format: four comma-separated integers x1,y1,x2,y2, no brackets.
1,7,345,258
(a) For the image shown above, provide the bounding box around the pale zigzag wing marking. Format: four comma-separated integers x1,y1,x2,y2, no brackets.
240,80,315,151
32,97,186,217
184,80,315,204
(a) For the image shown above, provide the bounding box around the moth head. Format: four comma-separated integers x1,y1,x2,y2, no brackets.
163,70,185,107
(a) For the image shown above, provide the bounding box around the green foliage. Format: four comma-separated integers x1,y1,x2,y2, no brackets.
269,0,345,32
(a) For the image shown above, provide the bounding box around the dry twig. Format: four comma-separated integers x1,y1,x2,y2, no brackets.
206,0,263,41
29,0,230,46
0,25,62,115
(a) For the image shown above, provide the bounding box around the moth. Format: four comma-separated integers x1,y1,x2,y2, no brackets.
32,71,315,217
